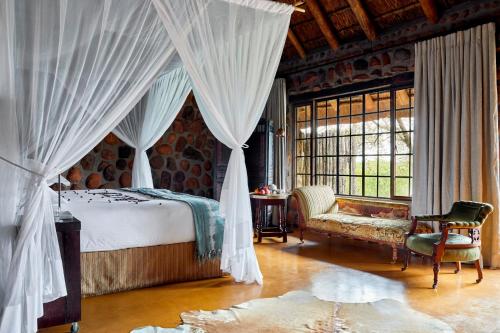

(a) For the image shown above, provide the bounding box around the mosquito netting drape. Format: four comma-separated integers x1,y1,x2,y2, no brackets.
0,0,293,330
113,67,192,188
0,0,176,331
153,0,293,284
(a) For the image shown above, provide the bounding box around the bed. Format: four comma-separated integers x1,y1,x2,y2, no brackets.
60,189,224,297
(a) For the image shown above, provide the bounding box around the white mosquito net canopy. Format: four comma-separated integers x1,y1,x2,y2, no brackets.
0,0,293,331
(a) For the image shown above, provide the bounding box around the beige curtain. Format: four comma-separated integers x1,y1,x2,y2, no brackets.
413,23,499,267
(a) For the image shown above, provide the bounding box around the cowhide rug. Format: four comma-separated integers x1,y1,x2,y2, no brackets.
131,290,453,333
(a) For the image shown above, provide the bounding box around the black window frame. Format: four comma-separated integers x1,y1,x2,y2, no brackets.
292,83,414,201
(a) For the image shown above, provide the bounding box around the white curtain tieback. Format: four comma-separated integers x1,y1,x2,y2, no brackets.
241,144,249,149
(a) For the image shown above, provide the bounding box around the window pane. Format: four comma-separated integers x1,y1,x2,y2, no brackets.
326,157,336,175
339,97,350,117
365,93,378,113
378,112,391,133
365,177,377,197
327,99,338,118
316,101,327,119
326,176,336,188
395,155,410,176
395,109,412,132
364,156,377,176
364,134,378,155
327,137,337,155
316,157,325,174
316,119,327,138
378,178,390,198
378,91,391,111
365,113,378,134
395,132,411,154
378,155,391,176
326,118,338,136
297,105,311,121
379,133,391,154
338,118,350,135
351,176,363,195
296,157,310,175
296,174,310,188
351,115,363,135
296,139,310,156
396,89,411,110
338,136,350,155
338,176,349,195
351,95,363,115
351,135,363,155
296,122,310,139
395,178,410,197
352,156,363,176
317,138,327,155
338,157,351,175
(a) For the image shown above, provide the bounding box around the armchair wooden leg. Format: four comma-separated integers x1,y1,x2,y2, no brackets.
299,227,305,244
454,261,461,274
432,263,440,289
401,249,410,271
475,256,483,283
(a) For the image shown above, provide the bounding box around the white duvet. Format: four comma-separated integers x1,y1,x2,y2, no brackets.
60,189,195,253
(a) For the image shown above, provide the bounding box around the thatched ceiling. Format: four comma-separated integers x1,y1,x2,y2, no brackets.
276,0,471,60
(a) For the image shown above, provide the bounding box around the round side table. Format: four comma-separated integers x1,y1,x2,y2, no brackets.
250,193,289,243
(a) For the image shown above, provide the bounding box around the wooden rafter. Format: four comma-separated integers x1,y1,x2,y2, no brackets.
306,0,340,50
287,28,306,59
346,0,377,40
419,0,439,23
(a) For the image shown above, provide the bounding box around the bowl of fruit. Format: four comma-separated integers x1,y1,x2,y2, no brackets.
253,184,278,196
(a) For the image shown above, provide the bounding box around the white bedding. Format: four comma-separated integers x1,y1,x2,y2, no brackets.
60,189,195,253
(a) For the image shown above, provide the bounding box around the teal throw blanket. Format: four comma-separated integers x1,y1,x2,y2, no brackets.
124,188,224,260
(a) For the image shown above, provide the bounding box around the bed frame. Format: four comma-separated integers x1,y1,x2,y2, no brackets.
81,241,222,297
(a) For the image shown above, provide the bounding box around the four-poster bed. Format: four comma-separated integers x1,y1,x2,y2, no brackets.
0,0,293,331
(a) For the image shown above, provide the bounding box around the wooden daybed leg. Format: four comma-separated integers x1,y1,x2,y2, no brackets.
391,246,397,264
299,226,305,244
454,261,461,274
432,263,440,289
475,256,483,283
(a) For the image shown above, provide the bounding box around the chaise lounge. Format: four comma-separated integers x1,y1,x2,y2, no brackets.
292,186,430,262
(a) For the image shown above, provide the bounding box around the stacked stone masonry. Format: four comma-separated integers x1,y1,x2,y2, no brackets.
60,94,215,198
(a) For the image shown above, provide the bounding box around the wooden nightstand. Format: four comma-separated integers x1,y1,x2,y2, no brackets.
38,217,81,333
250,193,289,243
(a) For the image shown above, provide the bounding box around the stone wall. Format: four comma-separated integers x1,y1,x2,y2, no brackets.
61,94,215,198
286,46,414,95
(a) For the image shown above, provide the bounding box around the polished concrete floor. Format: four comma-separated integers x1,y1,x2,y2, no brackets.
41,232,500,333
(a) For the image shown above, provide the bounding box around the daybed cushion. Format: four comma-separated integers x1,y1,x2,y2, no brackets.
308,213,411,244
406,233,480,262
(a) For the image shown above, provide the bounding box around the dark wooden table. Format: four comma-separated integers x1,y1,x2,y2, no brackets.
38,217,81,333
250,193,289,243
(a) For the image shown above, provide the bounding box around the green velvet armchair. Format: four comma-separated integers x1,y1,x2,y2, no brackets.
402,201,494,289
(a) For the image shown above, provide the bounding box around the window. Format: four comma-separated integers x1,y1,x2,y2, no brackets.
293,87,414,199
295,104,312,188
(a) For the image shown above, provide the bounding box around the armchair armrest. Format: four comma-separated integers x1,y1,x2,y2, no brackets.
413,214,448,221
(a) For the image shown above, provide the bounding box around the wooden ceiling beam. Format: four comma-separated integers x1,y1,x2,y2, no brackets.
346,0,377,40
419,0,439,23
306,0,340,50
287,28,306,59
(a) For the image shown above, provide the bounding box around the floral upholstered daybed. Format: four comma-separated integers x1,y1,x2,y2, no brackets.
292,186,431,262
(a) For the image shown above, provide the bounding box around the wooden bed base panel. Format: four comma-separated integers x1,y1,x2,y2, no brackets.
81,241,222,297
